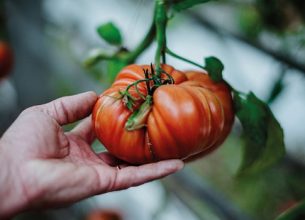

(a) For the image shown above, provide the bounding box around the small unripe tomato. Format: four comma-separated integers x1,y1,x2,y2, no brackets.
0,41,13,80
93,64,234,164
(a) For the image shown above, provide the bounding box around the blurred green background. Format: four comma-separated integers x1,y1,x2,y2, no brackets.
1,0,305,220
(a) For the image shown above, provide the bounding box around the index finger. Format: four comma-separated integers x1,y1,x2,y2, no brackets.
106,159,184,191
33,91,98,125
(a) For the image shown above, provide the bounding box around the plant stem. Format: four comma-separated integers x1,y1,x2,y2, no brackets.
162,50,166,64
85,16,156,67
83,50,115,67
154,0,168,76
123,22,156,63
166,47,206,70
144,69,152,95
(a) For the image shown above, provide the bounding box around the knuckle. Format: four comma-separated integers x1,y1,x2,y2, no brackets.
20,105,39,115
107,169,119,191
51,100,70,124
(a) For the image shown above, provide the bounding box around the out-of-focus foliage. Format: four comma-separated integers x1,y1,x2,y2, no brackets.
6,0,305,220
171,0,212,12
267,68,286,104
106,59,128,82
97,22,123,46
234,91,285,175
237,6,262,39
275,200,305,220
228,0,305,35
190,136,305,219
256,0,305,32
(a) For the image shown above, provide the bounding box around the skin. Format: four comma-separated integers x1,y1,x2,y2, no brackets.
0,91,183,219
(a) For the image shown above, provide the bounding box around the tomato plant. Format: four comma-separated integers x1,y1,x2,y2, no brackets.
86,0,284,174
92,64,234,164
0,41,13,80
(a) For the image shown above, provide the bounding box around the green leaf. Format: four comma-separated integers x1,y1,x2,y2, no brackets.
97,22,123,46
172,0,212,12
204,56,224,83
267,79,284,104
275,200,305,220
267,69,286,104
234,91,285,175
107,59,127,83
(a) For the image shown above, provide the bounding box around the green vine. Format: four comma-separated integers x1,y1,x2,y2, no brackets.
119,65,174,130
166,47,205,69
119,65,175,113
154,0,168,75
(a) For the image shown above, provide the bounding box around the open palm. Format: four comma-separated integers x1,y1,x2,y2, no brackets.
0,92,183,219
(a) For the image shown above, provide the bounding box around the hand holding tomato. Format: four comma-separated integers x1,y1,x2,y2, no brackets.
93,64,234,164
0,91,183,219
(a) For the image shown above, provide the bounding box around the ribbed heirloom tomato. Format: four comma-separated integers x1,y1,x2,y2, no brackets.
92,64,234,164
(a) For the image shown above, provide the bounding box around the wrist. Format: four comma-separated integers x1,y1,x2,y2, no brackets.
0,139,28,219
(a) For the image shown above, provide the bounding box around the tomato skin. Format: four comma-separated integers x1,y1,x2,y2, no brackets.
0,41,13,80
92,64,234,164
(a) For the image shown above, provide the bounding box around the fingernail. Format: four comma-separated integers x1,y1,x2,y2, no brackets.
165,159,184,172
175,160,184,171
87,91,98,99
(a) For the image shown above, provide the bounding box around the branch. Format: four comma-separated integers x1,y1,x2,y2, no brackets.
188,11,305,74
154,0,168,75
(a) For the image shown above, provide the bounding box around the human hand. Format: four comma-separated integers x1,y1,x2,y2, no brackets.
0,91,183,219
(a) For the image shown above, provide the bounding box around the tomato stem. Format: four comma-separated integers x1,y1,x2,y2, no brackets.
166,47,206,70
144,68,152,96
121,66,174,112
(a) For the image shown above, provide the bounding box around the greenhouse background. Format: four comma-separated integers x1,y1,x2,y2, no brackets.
1,0,305,219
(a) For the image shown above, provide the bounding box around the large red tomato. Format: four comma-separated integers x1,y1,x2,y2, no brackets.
92,64,234,164
0,41,13,80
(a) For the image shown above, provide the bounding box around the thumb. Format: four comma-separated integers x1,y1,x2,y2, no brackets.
34,91,98,125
